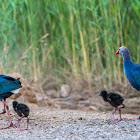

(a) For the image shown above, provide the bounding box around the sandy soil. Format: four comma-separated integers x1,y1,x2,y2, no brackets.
0,100,139,140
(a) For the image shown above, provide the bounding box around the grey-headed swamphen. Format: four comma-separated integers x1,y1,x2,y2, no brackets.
0,75,22,129
116,46,140,119
116,46,140,91
99,90,125,123
13,101,30,131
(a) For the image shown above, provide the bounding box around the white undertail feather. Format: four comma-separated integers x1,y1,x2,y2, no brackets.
11,88,21,94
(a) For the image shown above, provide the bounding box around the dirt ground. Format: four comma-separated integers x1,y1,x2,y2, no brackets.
0,73,140,139
0,100,139,140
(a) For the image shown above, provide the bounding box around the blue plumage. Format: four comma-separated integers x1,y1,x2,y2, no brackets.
0,75,22,100
0,75,22,129
116,46,140,91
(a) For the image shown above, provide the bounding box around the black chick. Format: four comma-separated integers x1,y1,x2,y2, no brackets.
13,101,30,131
99,90,125,122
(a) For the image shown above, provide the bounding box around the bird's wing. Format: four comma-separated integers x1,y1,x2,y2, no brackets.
107,93,122,101
18,104,29,115
132,66,140,86
0,75,22,94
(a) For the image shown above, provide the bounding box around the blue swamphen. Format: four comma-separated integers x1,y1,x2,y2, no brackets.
0,75,22,129
13,101,30,131
99,90,125,123
115,46,140,91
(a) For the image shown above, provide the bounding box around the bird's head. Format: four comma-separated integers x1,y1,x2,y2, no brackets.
99,90,107,97
13,101,18,109
115,46,127,55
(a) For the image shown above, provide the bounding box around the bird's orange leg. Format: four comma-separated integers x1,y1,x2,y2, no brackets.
0,104,6,114
118,104,125,121
27,117,29,130
0,99,6,114
119,104,138,120
17,114,30,131
110,108,119,123
0,100,13,129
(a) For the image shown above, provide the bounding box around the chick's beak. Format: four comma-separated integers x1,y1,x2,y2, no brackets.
98,93,101,96
115,50,119,55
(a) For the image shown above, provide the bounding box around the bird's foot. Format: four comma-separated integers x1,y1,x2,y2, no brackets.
111,118,127,123
119,118,126,121
13,124,18,128
111,119,119,123
19,128,30,131
0,109,6,114
0,122,13,129
18,118,22,121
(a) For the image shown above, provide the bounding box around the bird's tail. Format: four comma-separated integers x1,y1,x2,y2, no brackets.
121,98,124,102
17,78,21,85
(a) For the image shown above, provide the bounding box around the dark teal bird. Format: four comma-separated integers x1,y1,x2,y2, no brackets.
0,75,22,129
116,46,140,91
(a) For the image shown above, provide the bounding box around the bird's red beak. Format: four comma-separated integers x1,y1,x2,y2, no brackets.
115,50,119,55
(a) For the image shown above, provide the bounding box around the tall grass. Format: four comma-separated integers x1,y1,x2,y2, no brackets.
0,0,139,89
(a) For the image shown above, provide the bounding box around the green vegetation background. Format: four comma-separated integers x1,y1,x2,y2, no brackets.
0,0,139,88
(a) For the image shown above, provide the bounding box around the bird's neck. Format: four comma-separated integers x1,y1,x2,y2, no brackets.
122,50,132,62
122,52,132,67
123,55,134,76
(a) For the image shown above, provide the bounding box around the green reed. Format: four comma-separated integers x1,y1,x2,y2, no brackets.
0,0,139,88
